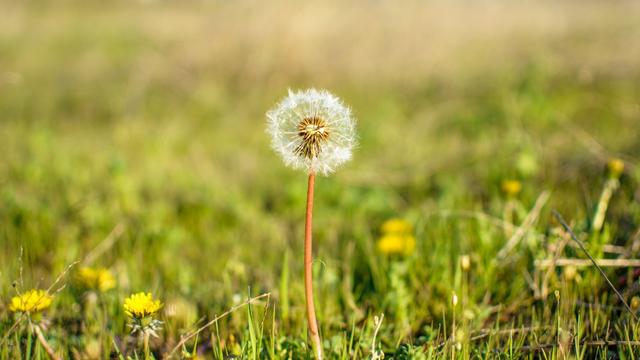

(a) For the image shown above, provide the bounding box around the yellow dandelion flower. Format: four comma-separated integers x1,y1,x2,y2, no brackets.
9,289,53,314
377,218,416,256
124,292,164,337
377,234,416,256
607,158,624,179
380,218,413,234
501,179,522,197
124,292,163,319
77,267,116,292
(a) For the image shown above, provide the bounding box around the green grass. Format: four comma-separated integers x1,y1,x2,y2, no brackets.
1,1,640,359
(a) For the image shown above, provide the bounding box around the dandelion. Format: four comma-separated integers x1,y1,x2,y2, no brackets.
381,218,413,234
266,88,357,359
266,88,356,176
124,292,163,322
9,289,53,315
501,179,522,197
77,266,116,292
607,157,625,179
376,218,416,256
124,292,163,359
9,289,60,360
377,234,416,256
501,179,522,238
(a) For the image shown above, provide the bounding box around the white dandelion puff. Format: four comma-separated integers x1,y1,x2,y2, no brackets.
266,88,357,175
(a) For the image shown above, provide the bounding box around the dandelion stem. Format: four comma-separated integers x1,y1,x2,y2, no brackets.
143,332,151,360
304,172,323,359
34,325,61,360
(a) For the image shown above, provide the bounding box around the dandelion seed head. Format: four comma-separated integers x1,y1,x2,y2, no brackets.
266,88,356,175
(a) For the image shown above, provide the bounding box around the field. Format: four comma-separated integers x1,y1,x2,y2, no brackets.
1,1,640,359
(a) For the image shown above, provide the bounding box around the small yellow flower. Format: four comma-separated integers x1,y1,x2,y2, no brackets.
607,158,624,179
380,219,413,234
77,267,116,292
124,292,163,319
501,180,522,197
377,234,416,255
376,218,416,256
9,289,53,314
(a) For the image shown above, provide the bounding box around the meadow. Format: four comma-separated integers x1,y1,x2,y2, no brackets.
1,1,640,358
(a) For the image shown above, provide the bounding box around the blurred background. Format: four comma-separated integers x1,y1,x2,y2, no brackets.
1,0,640,355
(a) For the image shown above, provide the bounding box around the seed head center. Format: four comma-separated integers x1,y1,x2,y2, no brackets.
296,117,330,159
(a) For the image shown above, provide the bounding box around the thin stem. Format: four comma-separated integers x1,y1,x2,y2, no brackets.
552,210,638,321
305,172,323,359
143,332,151,360
451,296,456,360
34,324,61,360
